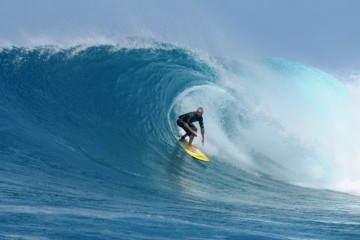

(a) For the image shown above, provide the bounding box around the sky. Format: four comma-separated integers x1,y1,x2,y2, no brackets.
1,0,360,72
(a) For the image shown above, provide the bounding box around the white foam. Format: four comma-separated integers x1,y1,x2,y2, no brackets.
171,58,360,196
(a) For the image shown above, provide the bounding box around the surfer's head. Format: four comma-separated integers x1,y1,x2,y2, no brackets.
197,107,204,117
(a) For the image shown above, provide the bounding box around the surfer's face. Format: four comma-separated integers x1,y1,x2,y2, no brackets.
197,110,203,117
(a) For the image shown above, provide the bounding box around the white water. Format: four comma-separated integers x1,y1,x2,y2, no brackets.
172,57,360,196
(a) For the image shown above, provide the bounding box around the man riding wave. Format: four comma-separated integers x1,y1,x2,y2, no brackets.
177,107,205,148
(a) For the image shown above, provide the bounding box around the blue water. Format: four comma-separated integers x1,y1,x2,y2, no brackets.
1,43,360,239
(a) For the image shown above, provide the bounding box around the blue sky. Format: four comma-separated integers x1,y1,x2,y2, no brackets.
1,0,359,71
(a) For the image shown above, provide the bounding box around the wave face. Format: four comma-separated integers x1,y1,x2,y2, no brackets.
1,44,360,239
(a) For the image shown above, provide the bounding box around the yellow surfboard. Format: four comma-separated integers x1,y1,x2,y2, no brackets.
176,136,209,161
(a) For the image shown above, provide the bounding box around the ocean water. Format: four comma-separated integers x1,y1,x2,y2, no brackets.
1,43,360,239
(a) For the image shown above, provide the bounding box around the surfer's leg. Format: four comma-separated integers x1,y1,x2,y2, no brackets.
187,124,197,147
180,133,188,141
177,119,188,140
177,119,193,140
188,135,195,147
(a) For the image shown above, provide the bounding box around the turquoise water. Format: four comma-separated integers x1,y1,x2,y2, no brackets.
0,44,359,239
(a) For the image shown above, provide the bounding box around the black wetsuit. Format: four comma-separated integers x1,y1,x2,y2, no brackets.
177,112,204,137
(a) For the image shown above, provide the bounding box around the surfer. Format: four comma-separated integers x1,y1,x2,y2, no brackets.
177,107,205,147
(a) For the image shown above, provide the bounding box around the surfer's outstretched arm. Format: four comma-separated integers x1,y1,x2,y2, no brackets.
201,127,205,145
